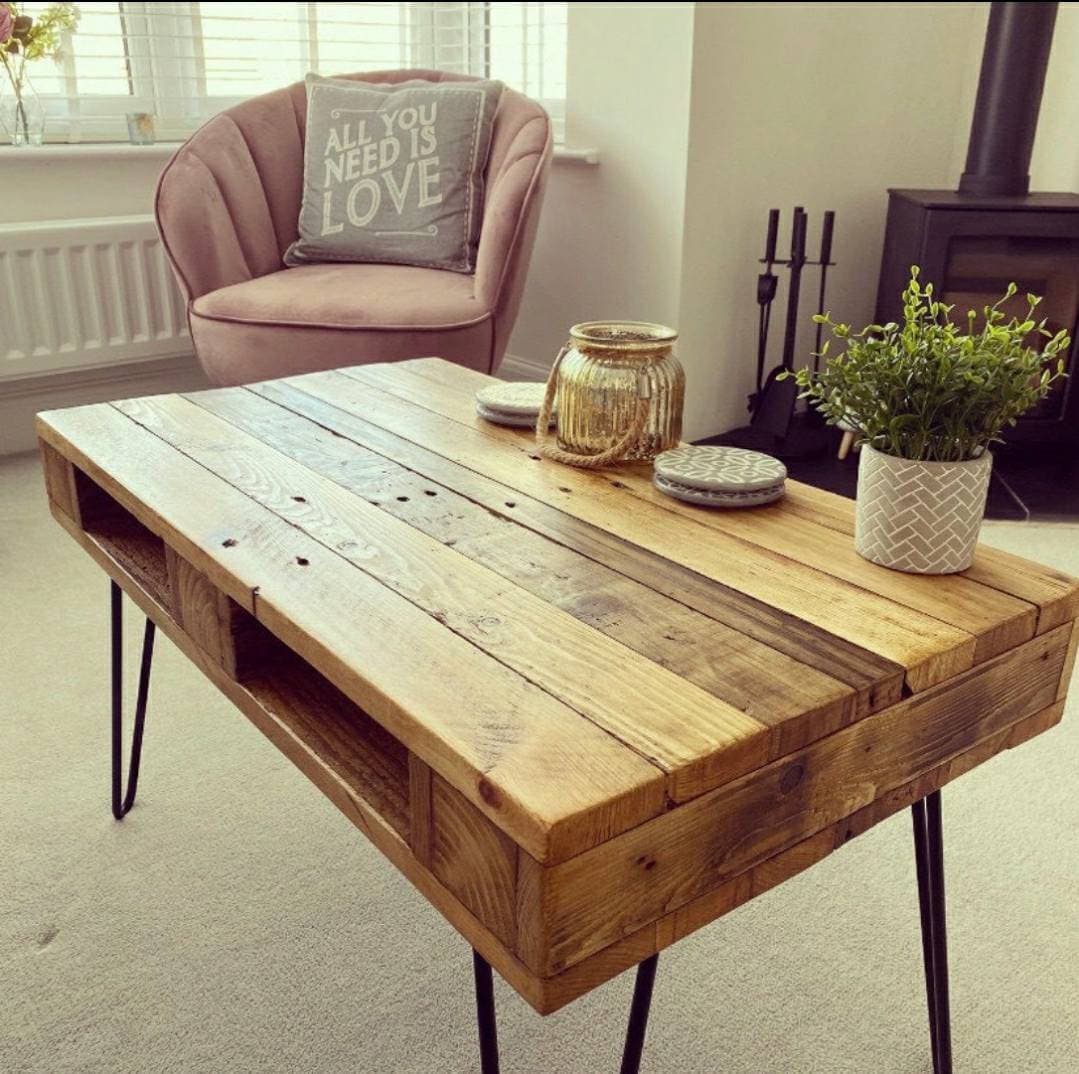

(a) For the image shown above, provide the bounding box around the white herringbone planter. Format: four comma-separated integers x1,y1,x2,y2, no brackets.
855,444,992,574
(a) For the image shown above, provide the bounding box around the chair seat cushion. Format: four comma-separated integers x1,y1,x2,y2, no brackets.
188,261,494,386
192,262,490,330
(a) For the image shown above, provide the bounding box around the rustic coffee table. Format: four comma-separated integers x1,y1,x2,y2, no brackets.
39,358,1078,1074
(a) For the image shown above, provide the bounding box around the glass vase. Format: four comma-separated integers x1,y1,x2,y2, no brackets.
554,321,685,462
2,77,46,146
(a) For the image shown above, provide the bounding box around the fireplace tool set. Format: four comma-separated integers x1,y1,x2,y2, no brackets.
731,206,835,455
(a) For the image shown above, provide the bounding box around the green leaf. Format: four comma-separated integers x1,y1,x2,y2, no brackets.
802,265,1070,461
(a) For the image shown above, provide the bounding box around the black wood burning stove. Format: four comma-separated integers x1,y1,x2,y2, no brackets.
875,2,1079,449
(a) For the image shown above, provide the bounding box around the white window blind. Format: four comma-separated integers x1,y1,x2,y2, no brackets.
20,1,566,143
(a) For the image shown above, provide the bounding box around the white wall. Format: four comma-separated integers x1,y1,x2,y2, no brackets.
1031,1,1079,191
505,2,695,375
0,153,164,224
675,1,990,440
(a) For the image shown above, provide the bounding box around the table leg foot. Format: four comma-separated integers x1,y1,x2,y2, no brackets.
912,792,952,1074
111,580,156,820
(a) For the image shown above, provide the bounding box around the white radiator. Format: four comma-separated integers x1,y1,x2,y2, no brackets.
0,215,189,382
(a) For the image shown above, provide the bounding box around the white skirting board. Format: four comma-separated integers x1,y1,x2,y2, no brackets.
498,352,554,383
1,352,208,456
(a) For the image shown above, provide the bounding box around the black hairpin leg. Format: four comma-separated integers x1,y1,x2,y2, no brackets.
620,953,660,1074
471,951,660,1074
473,950,500,1074
111,580,156,820
912,792,952,1074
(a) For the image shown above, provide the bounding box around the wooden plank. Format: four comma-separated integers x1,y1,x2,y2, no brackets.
39,440,79,521
36,411,666,864
514,849,547,976
835,698,1066,846
118,392,773,803
1001,698,1065,748
165,546,265,678
294,368,976,692
473,533,856,746
964,545,1079,634
196,384,872,764
532,925,660,1016
242,639,412,840
528,697,1065,1008
1059,619,1079,701
614,462,1033,664
355,361,1037,666
255,378,905,724
408,755,434,867
652,870,753,953
524,625,1070,975
73,468,174,613
430,773,519,948
781,479,1079,634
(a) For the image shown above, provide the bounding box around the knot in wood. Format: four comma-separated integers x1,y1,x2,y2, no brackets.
478,777,502,808
779,762,805,795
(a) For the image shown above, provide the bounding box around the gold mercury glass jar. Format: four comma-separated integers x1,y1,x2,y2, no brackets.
555,321,685,462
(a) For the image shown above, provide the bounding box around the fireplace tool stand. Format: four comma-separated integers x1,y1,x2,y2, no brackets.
719,206,836,458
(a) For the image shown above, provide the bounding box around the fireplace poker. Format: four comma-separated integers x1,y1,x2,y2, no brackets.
812,210,835,371
751,208,781,413
780,206,807,370
752,207,806,439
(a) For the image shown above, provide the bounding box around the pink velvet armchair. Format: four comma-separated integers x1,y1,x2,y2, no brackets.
155,70,552,386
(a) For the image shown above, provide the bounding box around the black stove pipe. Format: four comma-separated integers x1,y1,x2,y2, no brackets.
959,1,1058,197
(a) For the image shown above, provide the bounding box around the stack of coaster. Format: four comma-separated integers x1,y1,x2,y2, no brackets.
653,445,787,507
475,382,555,428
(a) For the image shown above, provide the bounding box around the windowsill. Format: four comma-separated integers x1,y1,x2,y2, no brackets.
2,141,600,165
1,142,178,161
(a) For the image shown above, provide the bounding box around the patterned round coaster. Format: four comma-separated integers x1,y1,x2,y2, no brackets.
654,445,787,494
476,403,555,428
654,472,785,507
475,381,551,418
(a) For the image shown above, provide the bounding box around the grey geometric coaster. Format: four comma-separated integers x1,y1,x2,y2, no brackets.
476,403,555,428
654,445,787,494
475,381,552,418
653,472,786,508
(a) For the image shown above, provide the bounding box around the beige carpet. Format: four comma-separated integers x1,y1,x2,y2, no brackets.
2,448,1077,1074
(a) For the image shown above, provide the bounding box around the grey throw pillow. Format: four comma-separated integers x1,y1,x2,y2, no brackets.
285,75,503,273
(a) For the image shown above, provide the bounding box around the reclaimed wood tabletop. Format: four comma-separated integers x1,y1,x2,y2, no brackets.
37,357,1079,1015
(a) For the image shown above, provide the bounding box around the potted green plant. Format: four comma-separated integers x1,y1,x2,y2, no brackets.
788,267,1069,574
0,2,80,146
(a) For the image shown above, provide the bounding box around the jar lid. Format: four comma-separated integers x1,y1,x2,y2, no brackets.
475,381,551,418
654,445,787,493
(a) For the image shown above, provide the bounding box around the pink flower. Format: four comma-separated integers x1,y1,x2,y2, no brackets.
0,6,14,45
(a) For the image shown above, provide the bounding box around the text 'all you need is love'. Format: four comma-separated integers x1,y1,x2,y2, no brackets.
320,103,443,234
